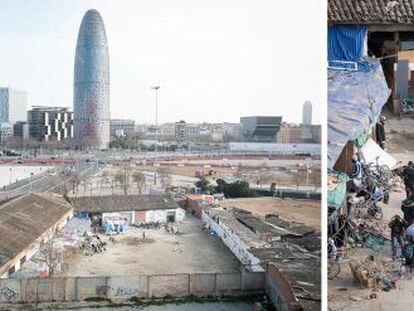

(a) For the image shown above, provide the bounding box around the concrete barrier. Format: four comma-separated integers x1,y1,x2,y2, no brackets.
0,271,265,303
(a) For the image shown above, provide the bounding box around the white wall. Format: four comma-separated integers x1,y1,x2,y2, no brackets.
201,210,264,272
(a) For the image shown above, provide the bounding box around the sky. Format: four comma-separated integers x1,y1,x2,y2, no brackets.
0,0,324,124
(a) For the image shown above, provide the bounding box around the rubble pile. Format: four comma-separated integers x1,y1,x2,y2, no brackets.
350,256,397,291
79,233,107,256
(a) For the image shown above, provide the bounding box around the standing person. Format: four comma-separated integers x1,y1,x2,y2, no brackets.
388,215,408,260
376,115,387,149
351,155,363,191
402,161,414,200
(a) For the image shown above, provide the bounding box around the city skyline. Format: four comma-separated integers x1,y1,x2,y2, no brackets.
0,0,322,124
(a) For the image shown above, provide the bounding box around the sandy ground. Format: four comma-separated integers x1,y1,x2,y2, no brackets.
60,215,240,277
221,197,321,230
328,113,414,310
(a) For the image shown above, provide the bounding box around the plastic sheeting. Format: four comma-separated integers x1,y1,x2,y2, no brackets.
328,26,367,62
361,138,397,169
328,59,391,168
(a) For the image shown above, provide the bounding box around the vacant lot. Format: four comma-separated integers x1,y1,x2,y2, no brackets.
221,197,321,230
59,215,240,277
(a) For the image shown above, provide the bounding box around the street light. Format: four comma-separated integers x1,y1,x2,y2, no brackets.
151,85,160,185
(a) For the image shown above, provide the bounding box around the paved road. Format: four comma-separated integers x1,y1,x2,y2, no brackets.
0,157,104,201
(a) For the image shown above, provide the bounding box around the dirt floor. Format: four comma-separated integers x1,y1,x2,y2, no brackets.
328,113,414,310
220,197,321,230
59,215,240,277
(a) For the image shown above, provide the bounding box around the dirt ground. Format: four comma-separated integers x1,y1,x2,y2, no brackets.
220,197,321,230
59,215,240,277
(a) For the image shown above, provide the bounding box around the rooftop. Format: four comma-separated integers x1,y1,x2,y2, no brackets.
69,194,179,213
0,193,73,268
328,0,414,25
207,206,321,309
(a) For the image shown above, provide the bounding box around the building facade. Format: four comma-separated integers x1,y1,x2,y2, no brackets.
74,9,110,149
110,119,136,137
28,106,74,142
0,123,13,144
240,116,282,143
13,121,29,141
175,120,187,144
0,87,27,124
277,123,321,143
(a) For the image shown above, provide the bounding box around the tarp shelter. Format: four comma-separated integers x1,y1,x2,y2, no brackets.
328,170,348,209
328,59,391,167
360,138,397,169
328,26,367,62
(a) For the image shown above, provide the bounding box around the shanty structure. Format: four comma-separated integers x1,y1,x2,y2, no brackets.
70,194,185,225
0,193,73,278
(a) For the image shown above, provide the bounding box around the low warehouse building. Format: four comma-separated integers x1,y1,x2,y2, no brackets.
0,193,73,278
70,195,185,227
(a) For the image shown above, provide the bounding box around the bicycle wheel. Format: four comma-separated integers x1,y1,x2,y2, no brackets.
328,260,340,279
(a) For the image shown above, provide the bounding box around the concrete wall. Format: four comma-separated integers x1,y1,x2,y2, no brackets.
265,264,302,311
0,271,265,303
201,210,264,272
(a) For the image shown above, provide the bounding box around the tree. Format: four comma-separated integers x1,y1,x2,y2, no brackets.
233,164,247,181
132,171,146,195
215,179,256,198
160,173,172,191
115,170,129,195
38,236,64,277
69,172,82,194
195,177,214,193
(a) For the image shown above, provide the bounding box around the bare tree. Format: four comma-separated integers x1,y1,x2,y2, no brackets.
160,173,172,191
132,171,146,195
233,164,247,181
69,172,82,194
115,170,129,195
38,236,64,277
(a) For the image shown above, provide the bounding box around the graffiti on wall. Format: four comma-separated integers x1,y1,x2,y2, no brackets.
1,287,18,301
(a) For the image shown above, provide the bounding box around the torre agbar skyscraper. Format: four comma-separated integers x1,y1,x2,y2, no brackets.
74,9,110,149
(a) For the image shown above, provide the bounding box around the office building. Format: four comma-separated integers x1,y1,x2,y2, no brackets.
74,9,110,149
0,87,27,124
240,116,282,143
28,106,73,142
302,101,312,125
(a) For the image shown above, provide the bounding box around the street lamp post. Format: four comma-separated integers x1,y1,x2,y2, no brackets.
151,85,160,185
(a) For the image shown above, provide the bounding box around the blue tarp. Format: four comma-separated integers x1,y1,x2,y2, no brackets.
328,26,367,62
328,59,391,168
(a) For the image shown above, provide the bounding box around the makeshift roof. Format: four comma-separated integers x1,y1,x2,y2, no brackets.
328,0,414,25
0,193,73,269
70,194,179,213
328,59,391,167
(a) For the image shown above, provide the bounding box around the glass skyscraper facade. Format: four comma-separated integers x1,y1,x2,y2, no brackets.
0,87,27,124
74,9,110,149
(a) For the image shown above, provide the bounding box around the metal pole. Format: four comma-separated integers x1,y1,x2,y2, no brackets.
151,85,160,186
155,88,158,185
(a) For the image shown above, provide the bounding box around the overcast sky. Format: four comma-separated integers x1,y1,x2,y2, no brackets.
0,0,323,124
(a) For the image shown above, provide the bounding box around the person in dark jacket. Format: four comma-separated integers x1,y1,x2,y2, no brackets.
402,161,414,200
389,215,408,260
376,115,386,149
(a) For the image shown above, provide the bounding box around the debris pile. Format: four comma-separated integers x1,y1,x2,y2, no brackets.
350,256,397,291
79,233,107,256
